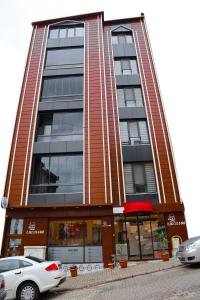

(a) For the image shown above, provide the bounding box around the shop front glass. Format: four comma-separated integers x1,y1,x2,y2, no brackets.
48,219,102,263
114,214,168,261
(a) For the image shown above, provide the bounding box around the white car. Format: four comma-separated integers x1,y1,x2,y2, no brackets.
0,256,66,300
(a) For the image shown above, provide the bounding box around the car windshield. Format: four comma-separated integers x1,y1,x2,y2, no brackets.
25,256,45,263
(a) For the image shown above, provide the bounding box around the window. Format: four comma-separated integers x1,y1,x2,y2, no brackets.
120,121,149,145
114,59,138,75
0,259,20,273
37,112,83,142
41,76,83,100
45,47,84,68
20,260,33,268
48,220,103,263
124,163,157,194
117,87,143,107
112,33,133,44
10,219,24,235
30,154,83,194
49,26,84,39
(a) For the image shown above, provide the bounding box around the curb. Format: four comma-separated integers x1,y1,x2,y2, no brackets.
54,263,182,294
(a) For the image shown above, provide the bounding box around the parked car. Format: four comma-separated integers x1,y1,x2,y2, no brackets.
0,256,66,300
0,274,6,300
176,236,200,264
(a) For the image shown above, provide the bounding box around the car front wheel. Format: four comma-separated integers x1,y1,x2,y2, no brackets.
16,281,39,300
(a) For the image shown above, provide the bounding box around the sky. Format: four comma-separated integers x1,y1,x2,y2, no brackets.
0,0,200,249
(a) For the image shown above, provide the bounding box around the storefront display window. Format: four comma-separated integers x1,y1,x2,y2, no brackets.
48,219,103,263
151,214,168,258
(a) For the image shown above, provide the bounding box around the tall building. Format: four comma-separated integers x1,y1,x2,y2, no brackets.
1,12,188,267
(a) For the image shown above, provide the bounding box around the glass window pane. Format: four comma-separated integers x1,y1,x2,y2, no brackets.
10,219,24,235
49,220,84,246
124,164,134,194
117,89,125,107
118,35,126,44
120,122,129,144
41,76,83,100
126,35,133,44
32,156,50,185
49,29,59,39
84,220,102,246
68,28,74,37
76,27,84,37
133,164,146,193
59,29,66,38
130,60,138,74
125,88,134,101
129,122,140,145
138,121,149,143
114,61,121,75
46,48,84,66
112,36,118,44
145,163,156,193
134,88,143,107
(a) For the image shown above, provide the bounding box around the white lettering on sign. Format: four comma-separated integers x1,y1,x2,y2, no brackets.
26,222,45,235
167,214,186,226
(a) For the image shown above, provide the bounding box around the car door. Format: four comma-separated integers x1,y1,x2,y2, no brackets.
0,259,22,299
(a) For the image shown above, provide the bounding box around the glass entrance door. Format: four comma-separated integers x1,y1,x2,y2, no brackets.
126,216,140,260
126,215,154,260
138,215,154,260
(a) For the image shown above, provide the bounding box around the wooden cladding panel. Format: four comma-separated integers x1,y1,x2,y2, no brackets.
84,16,111,205
103,25,125,206
133,20,180,204
5,26,47,207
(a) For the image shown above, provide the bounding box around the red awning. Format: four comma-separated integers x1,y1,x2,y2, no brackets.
123,201,153,214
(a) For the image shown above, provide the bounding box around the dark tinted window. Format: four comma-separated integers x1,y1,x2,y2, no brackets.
49,26,84,39
46,48,83,67
37,112,83,142
0,259,20,273
20,260,33,268
41,76,83,100
25,256,45,263
31,155,83,194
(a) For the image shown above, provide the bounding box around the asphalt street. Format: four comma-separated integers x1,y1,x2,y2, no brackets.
41,264,200,300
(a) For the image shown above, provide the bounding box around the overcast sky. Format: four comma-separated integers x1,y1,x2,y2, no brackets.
0,0,200,249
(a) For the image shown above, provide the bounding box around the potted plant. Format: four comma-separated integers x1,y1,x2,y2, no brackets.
117,244,128,268
70,265,78,277
157,231,169,261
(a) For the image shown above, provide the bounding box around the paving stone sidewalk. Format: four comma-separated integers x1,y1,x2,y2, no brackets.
55,258,181,292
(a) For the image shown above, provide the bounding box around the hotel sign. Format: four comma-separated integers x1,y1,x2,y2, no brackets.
25,221,45,235
167,214,186,226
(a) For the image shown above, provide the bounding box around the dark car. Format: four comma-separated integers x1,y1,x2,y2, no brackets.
0,274,6,300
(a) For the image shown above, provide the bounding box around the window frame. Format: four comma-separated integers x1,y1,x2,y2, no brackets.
120,120,149,145
115,58,138,75
49,26,84,39
36,111,83,142
117,86,144,108
30,154,83,194
124,163,157,195
112,33,133,45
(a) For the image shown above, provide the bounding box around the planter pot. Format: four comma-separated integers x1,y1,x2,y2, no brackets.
119,259,128,268
70,266,78,277
108,262,115,269
162,253,169,262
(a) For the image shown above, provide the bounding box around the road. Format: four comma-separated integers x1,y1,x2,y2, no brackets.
41,264,200,300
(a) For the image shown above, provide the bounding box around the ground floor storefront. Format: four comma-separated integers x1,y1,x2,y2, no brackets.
1,205,188,267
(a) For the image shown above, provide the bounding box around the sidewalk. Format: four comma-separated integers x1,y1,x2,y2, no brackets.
55,258,181,292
